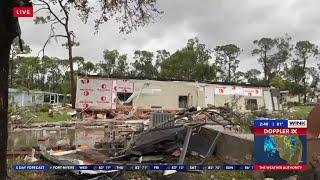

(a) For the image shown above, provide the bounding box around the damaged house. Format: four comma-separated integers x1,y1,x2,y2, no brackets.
76,77,281,113
127,80,272,111
9,88,69,107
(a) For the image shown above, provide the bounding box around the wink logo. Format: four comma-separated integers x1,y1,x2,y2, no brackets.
288,120,307,128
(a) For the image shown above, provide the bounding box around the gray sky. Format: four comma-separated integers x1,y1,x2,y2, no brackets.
20,0,320,71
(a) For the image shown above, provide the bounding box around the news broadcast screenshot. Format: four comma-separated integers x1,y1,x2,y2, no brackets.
1,0,320,179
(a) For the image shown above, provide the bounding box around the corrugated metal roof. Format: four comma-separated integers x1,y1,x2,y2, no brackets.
77,75,270,88
9,88,67,96
9,88,25,93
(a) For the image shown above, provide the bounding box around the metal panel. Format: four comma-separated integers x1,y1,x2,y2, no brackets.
271,89,281,97
150,112,175,128
243,87,263,97
204,85,215,107
76,77,135,110
263,90,273,111
75,77,113,110
116,79,134,93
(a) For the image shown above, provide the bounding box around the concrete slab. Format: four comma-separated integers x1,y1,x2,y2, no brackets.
204,125,254,141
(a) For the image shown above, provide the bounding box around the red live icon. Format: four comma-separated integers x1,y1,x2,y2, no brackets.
13,7,33,17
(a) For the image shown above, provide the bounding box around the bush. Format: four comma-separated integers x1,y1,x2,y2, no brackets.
252,110,269,118
287,102,300,107
34,104,52,112
304,102,317,106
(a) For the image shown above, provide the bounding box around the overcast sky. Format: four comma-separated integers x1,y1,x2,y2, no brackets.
19,0,320,71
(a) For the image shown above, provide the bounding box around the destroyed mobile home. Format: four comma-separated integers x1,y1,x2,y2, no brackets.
75,76,283,120
38,106,245,179
33,106,320,179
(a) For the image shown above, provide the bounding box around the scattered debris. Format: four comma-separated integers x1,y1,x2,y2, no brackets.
11,106,264,179
171,150,181,157
139,155,164,163
24,148,38,163
41,145,120,179
34,106,244,178
48,109,54,117
56,137,71,146
7,149,40,156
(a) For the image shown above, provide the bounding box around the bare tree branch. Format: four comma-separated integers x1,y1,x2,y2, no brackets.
37,21,60,58
94,0,162,33
34,7,48,14
37,36,50,58
57,0,69,24
33,3,46,6
51,35,68,38
50,21,59,33
37,0,66,26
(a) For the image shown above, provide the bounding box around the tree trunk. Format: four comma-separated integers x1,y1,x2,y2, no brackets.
0,37,11,180
303,57,307,104
9,54,13,87
228,58,231,82
67,34,75,109
0,0,17,178
264,49,267,81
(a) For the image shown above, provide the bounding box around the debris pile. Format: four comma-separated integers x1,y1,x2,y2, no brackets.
39,106,247,178
9,108,36,125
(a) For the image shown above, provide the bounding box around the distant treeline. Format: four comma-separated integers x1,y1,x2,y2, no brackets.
10,35,320,103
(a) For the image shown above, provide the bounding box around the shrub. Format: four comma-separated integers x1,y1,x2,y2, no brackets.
287,102,300,107
252,109,269,118
34,104,52,112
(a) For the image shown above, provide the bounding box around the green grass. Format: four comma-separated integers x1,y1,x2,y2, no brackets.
292,106,314,119
264,105,315,120
31,112,73,123
10,105,75,124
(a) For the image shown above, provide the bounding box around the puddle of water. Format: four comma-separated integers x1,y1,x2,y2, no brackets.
8,127,105,149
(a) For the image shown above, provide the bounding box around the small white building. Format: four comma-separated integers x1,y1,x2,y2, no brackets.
9,88,68,107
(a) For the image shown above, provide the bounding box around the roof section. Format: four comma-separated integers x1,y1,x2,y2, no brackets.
9,88,66,95
77,74,270,88
9,88,24,93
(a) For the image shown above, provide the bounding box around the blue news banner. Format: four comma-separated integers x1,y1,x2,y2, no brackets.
13,164,254,171
254,119,288,128
253,119,307,128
